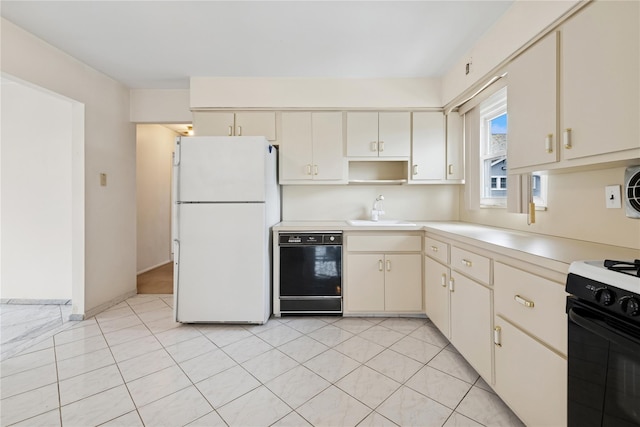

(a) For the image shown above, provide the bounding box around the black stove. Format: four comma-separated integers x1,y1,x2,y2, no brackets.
566,259,640,326
565,260,640,427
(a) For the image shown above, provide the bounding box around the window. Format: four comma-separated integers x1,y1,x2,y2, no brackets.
480,88,508,206
478,87,547,208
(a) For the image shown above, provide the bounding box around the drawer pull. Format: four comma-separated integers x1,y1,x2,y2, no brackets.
563,128,572,149
461,259,472,267
228,125,233,136
379,141,385,152
431,246,439,252
494,326,502,347
386,260,391,271
514,295,535,308
378,260,384,271
545,134,553,153
440,273,447,287
306,164,312,175
448,277,454,292
371,141,378,152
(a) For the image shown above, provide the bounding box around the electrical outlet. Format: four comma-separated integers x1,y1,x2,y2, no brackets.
465,58,473,75
605,185,621,209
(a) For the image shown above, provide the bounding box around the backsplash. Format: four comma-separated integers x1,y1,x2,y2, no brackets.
460,166,640,249
281,185,461,222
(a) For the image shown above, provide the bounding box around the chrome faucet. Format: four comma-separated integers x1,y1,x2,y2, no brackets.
371,195,385,221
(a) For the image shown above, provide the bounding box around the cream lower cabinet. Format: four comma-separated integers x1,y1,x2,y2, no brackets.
424,256,450,337
345,233,422,314
493,261,567,427
494,317,567,427
449,271,492,381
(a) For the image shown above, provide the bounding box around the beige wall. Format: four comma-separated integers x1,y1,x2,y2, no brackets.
130,89,191,124
283,185,460,222
136,125,176,273
442,0,580,106
1,80,74,300
460,166,640,249
1,18,136,317
191,77,442,109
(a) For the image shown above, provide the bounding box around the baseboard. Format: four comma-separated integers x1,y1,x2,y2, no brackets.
82,289,138,320
1,299,72,305
137,260,172,275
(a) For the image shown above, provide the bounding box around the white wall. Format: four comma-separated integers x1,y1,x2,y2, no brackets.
283,185,460,222
1,80,73,300
1,18,136,317
136,125,176,273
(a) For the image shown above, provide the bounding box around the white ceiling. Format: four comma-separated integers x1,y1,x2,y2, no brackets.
1,1,513,90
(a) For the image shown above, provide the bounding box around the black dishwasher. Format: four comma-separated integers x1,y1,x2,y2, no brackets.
279,232,342,315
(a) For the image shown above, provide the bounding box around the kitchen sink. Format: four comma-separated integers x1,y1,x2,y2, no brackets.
347,219,417,226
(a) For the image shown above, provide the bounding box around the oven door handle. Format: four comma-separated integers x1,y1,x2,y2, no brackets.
568,307,640,347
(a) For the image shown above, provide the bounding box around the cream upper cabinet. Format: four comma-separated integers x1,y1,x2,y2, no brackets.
508,31,559,170
280,112,345,183
411,112,445,181
347,112,410,158
508,1,639,173
193,111,277,141
561,0,639,160
446,113,464,181
345,233,423,314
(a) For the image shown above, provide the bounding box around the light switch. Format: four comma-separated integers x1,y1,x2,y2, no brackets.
100,173,107,187
605,185,621,209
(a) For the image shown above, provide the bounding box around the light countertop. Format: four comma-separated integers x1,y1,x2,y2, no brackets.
273,220,640,274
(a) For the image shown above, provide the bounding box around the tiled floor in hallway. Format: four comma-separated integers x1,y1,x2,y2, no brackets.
0,295,524,427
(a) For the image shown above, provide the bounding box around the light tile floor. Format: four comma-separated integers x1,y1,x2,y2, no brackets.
0,295,524,427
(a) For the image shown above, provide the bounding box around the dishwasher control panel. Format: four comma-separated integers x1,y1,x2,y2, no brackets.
279,232,342,246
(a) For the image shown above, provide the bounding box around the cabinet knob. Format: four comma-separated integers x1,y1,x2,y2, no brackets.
431,246,439,252
386,260,391,271
494,326,502,347
448,164,454,175
306,164,312,175
313,165,319,176
461,259,472,267
379,141,385,152
413,165,419,176
371,141,378,152
378,260,384,271
237,126,242,136
441,273,447,287
228,125,233,136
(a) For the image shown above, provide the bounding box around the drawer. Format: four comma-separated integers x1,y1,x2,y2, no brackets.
347,235,422,252
425,237,449,264
450,246,491,284
494,262,567,354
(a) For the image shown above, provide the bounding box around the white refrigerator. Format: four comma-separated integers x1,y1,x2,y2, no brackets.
172,136,280,324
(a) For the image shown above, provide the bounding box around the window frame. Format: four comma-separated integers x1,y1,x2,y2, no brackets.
479,88,508,207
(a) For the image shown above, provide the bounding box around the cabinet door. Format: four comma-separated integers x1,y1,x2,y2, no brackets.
346,253,385,312
235,112,277,141
494,317,567,427
424,256,450,337
346,112,379,157
192,112,235,136
450,271,492,380
446,113,464,181
378,112,410,157
562,1,639,159
312,112,345,181
384,254,422,312
508,32,559,170
280,112,313,181
411,112,445,181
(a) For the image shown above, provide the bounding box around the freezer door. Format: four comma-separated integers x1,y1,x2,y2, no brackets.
175,203,269,323
176,136,270,202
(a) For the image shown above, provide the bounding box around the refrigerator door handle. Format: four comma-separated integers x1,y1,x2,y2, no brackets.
173,137,181,166
173,239,180,321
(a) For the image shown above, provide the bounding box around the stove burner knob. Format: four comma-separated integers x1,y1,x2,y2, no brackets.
620,297,640,317
594,288,615,306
